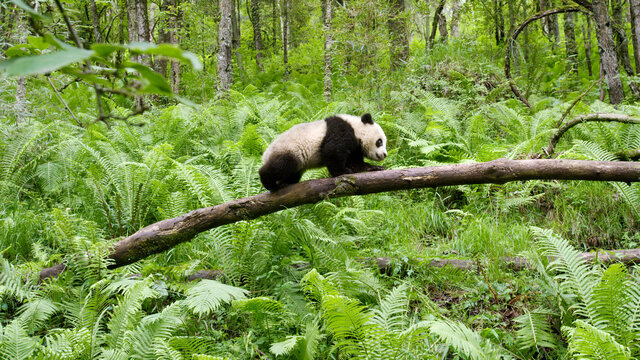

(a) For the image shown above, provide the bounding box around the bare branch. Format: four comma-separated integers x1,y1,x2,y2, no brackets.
40,159,640,280
544,113,640,156
46,76,82,127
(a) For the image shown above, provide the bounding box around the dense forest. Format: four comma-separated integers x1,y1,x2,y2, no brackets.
3,0,640,358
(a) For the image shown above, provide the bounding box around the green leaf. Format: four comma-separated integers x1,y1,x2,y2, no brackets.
0,48,93,76
9,0,46,20
27,36,50,51
184,280,247,316
91,42,202,70
124,62,172,95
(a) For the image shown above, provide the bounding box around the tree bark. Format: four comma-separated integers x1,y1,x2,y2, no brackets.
231,0,245,76
584,15,593,77
388,0,409,69
89,0,102,42
450,0,462,38
630,0,640,73
437,7,448,44
127,0,151,108
591,0,625,103
13,8,28,123
282,0,289,78
611,0,635,79
494,0,505,45
563,5,578,76
169,0,181,93
250,0,264,70
40,159,640,280
323,0,333,102
217,0,233,95
429,0,445,48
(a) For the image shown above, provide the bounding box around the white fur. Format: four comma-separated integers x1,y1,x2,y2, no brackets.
261,114,387,170
262,120,326,170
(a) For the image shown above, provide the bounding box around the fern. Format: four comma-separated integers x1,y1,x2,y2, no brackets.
565,320,631,360
183,279,247,316
427,319,509,359
0,320,39,360
514,308,558,351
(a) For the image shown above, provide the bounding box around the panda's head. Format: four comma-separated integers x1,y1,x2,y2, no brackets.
346,113,387,162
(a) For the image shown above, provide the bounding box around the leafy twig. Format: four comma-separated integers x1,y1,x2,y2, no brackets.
555,80,597,128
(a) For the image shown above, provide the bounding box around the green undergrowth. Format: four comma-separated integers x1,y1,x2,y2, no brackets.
3,41,640,359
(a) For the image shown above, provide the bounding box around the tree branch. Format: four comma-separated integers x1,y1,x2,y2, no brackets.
505,7,586,107
46,76,82,127
40,159,640,280
544,113,640,157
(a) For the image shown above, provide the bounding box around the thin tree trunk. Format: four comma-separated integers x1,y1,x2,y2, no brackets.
563,3,578,76
89,0,102,42
40,159,640,279
611,0,635,77
14,8,28,123
127,0,151,108
497,0,505,44
630,0,640,73
323,0,332,101
591,0,625,103
282,0,289,78
155,0,170,75
250,0,264,70
218,0,233,95
507,0,515,38
388,0,409,68
584,16,593,77
169,0,181,93
429,0,445,48
231,0,245,76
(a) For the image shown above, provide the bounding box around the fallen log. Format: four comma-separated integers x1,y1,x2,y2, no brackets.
40,159,640,280
185,249,640,280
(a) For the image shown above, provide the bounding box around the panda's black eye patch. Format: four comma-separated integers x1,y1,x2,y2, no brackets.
376,139,383,147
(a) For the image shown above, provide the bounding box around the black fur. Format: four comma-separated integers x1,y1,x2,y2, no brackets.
259,115,384,192
259,152,303,191
320,116,383,177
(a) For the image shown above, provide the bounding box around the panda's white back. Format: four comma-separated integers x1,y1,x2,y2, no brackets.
262,120,327,169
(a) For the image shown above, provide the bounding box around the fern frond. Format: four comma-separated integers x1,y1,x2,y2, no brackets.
371,284,408,333
428,319,508,360
184,280,247,316
16,297,59,334
270,335,302,357
565,320,631,360
531,227,599,320
514,308,558,351
40,327,92,360
0,320,39,360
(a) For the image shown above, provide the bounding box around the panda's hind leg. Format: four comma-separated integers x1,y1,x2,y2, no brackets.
259,153,303,191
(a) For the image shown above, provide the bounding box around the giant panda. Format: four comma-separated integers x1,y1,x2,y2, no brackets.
259,113,388,191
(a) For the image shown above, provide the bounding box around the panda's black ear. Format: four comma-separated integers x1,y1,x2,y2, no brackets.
361,113,373,124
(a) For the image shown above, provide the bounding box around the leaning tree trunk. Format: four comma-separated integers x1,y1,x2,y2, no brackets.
591,0,625,103
40,159,640,280
323,0,333,102
429,0,445,48
630,0,640,73
563,5,578,76
388,0,409,69
217,0,233,95
250,0,264,71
